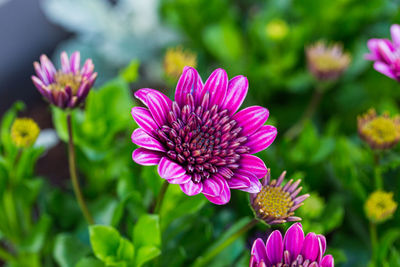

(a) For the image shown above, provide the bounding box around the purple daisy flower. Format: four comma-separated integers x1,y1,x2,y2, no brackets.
365,24,400,81
250,223,334,267
31,51,97,109
131,67,277,205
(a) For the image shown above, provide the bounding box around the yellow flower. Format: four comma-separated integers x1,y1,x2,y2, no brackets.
306,41,351,81
365,191,397,223
358,109,400,150
164,46,197,80
265,19,289,41
11,118,40,148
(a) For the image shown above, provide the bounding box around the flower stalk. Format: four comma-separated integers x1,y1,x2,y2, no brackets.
67,113,94,225
152,180,169,214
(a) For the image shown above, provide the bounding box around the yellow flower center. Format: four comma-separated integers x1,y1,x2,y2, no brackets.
265,19,289,41
312,53,347,71
48,71,82,94
254,186,292,218
361,116,400,145
11,118,40,148
164,46,197,79
365,191,397,223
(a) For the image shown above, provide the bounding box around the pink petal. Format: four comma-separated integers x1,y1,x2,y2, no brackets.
283,223,304,261
365,39,381,61
39,55,56,83
237,172,262,194
233,106,269,136
146,92,172,127
204,175,231,205
247,125,277,153
131,128,166,152
175,67,202,107
320,255,334,267
81,59,94,76
60,51,71,73
158,157,186,180
199,68,228,108
134,88,172,109
240,154,268,179
251,238,268,264
373,62,396,80
227,170,252,189
180,180,203,196
266,230,283,264
202,178,222,197
132,148,162,166
69,51,81,73
131,107,159,136
317,235,327,262
391,24,400,47
221,75,248,115
377,40,395,64
301,233,319,261
167,174,192,184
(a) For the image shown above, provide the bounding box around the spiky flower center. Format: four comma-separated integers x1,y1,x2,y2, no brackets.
365,191,397,223
11,118,40,148
48,71,82,94
254,186,292,218
156,93,249,184
361,116,400,144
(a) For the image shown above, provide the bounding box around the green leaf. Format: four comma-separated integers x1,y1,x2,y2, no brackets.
20,214,52,253
119,60,140,83
53,234,91,267
133,214,161,248
75,257,105,267
377,228,400,262
89,225,121,263
116,238,135,262
135,246,161,267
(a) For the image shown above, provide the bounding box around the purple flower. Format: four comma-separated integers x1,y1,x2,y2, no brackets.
131,67,277,205
32,51,97,109
250,223,334,267
365,24,400,81
250,170,309,224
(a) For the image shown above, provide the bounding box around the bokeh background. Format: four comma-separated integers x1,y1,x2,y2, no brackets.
1,0,400,266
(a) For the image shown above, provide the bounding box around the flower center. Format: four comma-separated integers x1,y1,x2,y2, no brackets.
312,53,345,71
11,118,40,148
254,186,292,218
362,116,400,144
156,93,249,183
49,71,82,94
365,191,397,222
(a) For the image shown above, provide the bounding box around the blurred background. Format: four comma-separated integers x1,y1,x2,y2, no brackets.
1,0,400,266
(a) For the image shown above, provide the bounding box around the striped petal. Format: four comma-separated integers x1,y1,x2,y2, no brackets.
240,154,268,179
266,230,283,265
132,148,162,166
158,157,186,180
221,75,248,115
204,175,231,205
131,107,159,136
247,125,277,153
131,128,165,152
175,67,202,107
233,106,269,136
180,180,203,196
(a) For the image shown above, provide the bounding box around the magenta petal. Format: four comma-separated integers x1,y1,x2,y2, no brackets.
158,157,187,180
232,170,261,193
283,223,304,261
134,88,172,109
233,106,269,136
69,51,80,73
301,233,319,261
180,180,203,196
60,51,71,73
251,238,268,263
131,107,159,136
373,62,396,79
377,41,395,64
200,68,228,107
240,154,268,178
391,24,400,47
132,148,162,166
317,234,327,262
202,178,222,197
175,67,201,107
320,255,334,267
144,92,172,127
247,125,277,153
131,128,166,152
227,170,252,189
167,174,192,184
221,75,248,115
266,230,283,265
204,175,231,205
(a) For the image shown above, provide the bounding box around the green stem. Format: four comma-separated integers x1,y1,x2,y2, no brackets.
284,87,324,141
193,218,259,267
373,153,383,190
153,180,169,214
67,114,94,225
369,222,378,264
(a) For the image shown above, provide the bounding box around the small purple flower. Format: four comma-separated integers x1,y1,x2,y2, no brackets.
131,67,277,205
250,170,309,224
365,24,400,81
250,223,334,267
32,51,97,109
